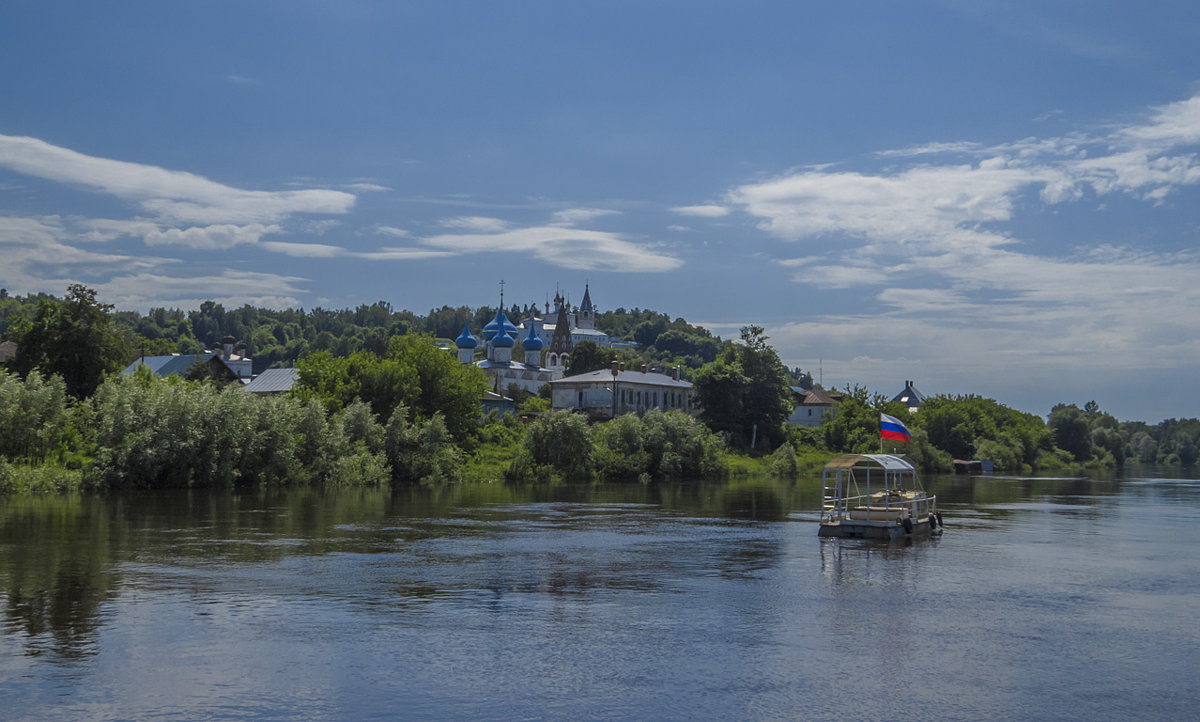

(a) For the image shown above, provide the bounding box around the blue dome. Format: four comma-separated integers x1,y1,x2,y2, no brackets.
455,322,477,349
482,308,518,339
491,328,515,348
521,323,543,350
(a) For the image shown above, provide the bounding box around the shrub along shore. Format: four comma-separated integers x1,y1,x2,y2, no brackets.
2,362,1195,495
0,368,739,494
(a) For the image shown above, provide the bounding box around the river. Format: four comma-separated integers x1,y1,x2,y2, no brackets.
2,470,1198,720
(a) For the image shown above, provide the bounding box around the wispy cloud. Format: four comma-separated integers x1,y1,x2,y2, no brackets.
0,133,356,226
441,216,511,233
670,204,730,218
144,223,281,249
259,241,346,258
421,210,682,272
98,269,311,311
0,214,174,293
723,92,1200,397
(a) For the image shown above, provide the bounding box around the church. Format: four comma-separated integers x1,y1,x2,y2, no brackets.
455,283,618,394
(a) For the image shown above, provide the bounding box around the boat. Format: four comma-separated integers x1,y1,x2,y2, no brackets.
953,458,994,476
818,454,942,540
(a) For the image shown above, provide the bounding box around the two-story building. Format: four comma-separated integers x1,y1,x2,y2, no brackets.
550,363,694,419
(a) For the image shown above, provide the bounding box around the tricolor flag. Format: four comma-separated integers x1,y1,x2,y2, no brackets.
880,413,911,443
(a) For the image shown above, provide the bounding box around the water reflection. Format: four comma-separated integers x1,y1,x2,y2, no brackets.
2,467,1199,721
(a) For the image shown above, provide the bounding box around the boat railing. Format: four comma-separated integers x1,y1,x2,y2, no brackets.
821,491,936,523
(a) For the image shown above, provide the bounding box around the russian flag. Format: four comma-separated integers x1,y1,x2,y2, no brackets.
880,413,912,443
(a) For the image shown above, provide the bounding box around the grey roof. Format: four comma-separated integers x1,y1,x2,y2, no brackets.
550,368,692,388
244,368,300,393
795,387,839,406
891,380,926,405
122,353,223,377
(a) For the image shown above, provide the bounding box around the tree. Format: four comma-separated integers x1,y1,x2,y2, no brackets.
564,340,615,376
10,284,129,397
1048,404,1093,462
693,325,792,450
294,335,487,442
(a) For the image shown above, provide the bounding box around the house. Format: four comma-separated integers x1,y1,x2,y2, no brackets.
550,363,694,419
243,368,300,394
787,387,842,427
481,391,517,417
120,353,244,383
891,380,926,413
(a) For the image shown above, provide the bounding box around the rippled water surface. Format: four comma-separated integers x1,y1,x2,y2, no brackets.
2,472,1198,720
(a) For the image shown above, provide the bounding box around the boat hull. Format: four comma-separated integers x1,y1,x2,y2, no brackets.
818,516,940,540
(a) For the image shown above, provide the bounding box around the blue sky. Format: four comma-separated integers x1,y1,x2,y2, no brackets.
2,1,1199,422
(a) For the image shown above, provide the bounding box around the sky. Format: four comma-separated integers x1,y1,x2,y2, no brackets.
2,1,1199,422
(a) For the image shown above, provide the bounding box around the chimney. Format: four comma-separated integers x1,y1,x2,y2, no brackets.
611,360,620,375
619,362,625,372
640,364,647,373
673,366,680,381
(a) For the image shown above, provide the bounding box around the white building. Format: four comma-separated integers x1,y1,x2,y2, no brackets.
550,364,694,419
786,387,842,427
456,309,557,396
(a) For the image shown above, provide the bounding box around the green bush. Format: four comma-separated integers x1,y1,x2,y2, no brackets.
385,405,464,485
515,410,593,481
592,410,726,482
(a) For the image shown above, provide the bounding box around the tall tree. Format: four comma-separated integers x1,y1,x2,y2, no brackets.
693,325,792,450
10,284,128,397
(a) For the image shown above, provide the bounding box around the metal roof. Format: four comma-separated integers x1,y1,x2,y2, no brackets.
121,353,223,377
243,368,300,393
823,454,914,471
549,368,692,388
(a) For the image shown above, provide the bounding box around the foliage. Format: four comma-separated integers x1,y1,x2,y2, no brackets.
564,340,616,376
86,373,386,489
0,459,85,494
822,385,896,454
591,410,727,482
7,285,129,398
294,335,487,442
769,442,798,478
693,325,792,451
918,395,1052,471
508,410,593,482
384,405,465,485
0,370,74,464
463,415,526,483
1047,402,1127,465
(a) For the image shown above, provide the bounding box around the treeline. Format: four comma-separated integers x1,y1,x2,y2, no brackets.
3,285,1198,495
817,389,1200,472
0,289,725,378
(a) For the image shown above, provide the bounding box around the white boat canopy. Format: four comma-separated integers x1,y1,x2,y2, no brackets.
823,454,914,472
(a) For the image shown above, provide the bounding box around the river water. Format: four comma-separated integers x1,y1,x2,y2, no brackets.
1,470,1198,720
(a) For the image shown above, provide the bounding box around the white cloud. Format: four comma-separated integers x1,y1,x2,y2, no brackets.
720,91,1200,415
144,223,281,249
0,214,174,294
375,225,410,237
0,133,356,226
670,204,730,218
355,247,457,261
551,208,620,226
441,216,511,232
260,241,346,258
423,225,682,272
97,270,310,311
